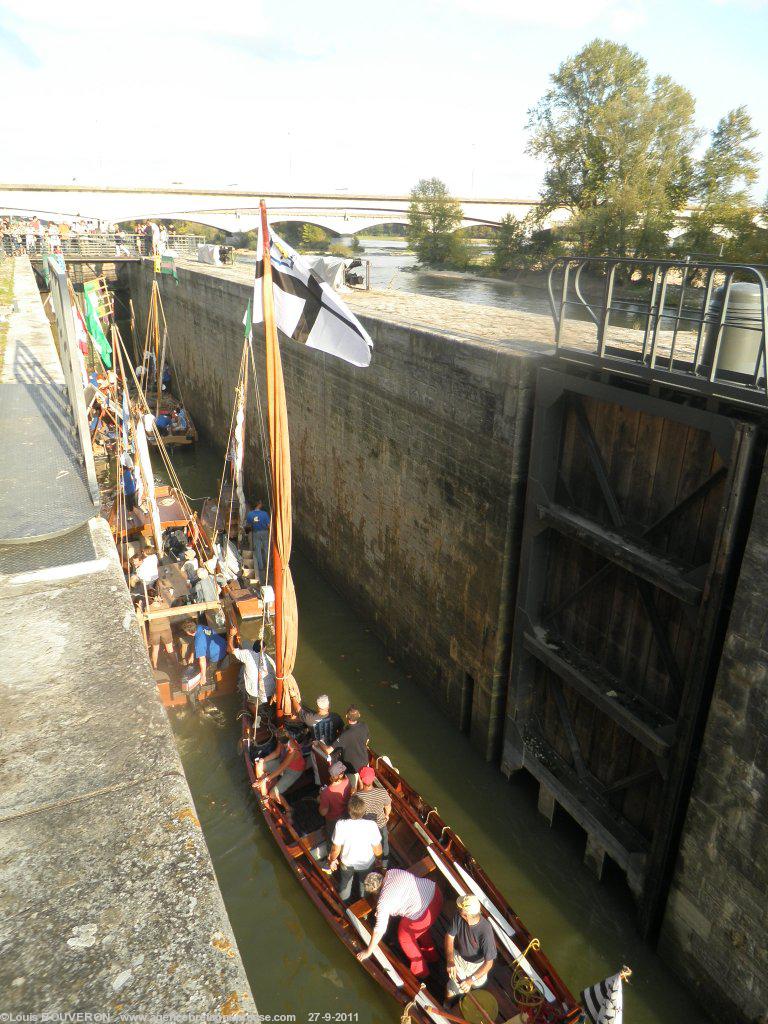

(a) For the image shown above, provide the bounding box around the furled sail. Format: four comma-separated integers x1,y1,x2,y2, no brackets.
255,201,373,717
233,390,247,542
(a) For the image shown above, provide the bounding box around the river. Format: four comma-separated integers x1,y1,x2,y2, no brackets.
163,442,702,1024
360,242,558,316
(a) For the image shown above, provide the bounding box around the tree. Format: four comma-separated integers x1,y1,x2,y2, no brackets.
301,223,329,251
679,106,761,259
407,178,464,265
527,39,698,258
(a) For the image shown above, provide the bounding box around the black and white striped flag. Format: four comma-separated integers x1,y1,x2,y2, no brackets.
252,222,373,368
580,971,625,1024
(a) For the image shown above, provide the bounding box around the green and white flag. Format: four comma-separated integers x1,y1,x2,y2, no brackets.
243,299,252,342
82,280,112,368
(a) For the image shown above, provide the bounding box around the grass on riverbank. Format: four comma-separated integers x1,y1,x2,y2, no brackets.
0,258,14,366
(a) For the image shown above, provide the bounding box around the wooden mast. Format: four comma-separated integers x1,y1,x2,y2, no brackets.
260,200,285,719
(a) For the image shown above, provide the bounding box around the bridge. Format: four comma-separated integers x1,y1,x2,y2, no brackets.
0,183,566,234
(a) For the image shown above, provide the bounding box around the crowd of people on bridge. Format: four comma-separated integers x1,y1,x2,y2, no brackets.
1,215,121,257
1,215,180,259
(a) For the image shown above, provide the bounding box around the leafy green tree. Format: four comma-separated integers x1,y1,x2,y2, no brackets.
527,39,698,257
679,107,761,259
301,223,330,250
407,178,464,265
491,214,528,270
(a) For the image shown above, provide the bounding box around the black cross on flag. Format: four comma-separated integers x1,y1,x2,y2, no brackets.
252,223,373,368
580,971,625,1024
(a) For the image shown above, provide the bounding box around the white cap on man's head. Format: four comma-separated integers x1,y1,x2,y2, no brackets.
457,894,481,916
316,694,330,709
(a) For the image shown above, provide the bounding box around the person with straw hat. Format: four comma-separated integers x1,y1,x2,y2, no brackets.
444,894,497,1004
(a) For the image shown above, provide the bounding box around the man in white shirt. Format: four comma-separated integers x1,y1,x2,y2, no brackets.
132,552,159,587
228,631,276,713
328,794,382,902
357,868,443,978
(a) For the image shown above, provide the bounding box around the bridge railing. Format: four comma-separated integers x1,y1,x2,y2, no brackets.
547,256,768,409
28,233,206,260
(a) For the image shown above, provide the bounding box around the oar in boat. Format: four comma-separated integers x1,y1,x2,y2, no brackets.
346,910,405,988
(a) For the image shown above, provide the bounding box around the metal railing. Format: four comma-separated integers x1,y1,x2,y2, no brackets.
547,257,768,408
16,233,206,260
45,256,101,506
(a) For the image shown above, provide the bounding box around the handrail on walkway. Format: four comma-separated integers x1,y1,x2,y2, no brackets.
10,233,206,261
547,256,768,409
45,257,101,506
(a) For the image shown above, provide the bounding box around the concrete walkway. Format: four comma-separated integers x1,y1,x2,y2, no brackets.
0,258,96,542
0,260,256,1017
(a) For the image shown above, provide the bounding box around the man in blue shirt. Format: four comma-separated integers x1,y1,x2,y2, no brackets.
121,455,138,512
155,412,172,435
246,500,271,584
171,406,188,433
189,621,227,690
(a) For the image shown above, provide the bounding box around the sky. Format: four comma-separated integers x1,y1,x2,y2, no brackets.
0,0,767,201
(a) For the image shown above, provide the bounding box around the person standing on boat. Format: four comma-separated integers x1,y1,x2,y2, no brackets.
358,868,443,979
301,694,344,784
186,620,227,694
300,694,343,745
318,760,351,841
328,794,383,902
325,705,370,791
253,726,306,818
444,894,497,1003
147,589,175,669
228,630,276,716
181,546,199,583
121,455,138,513
132,551,159,588
356,766,391,869
245,500,270,584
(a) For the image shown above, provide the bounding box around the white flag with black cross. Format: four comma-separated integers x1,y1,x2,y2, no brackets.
580,968,631,1024
251,221,373,368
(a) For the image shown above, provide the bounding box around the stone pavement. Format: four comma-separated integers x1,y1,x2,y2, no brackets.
0,260,256,1016
0,258,96,543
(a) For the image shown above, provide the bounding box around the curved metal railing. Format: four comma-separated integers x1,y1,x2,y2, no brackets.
547,256,768,407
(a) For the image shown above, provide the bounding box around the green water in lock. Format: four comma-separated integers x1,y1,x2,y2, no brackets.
164,442,702,1024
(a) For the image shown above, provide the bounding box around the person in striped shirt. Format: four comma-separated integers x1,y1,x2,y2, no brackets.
357,868,443,979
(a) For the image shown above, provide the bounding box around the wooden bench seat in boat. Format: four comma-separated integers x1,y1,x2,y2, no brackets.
287,827,327,859
409,853,437,878
348,898,373,920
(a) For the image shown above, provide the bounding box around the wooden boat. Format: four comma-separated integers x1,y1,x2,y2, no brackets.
147,399,198,447
105,325,241,709
138,272,197,446
237,205,583,1024
241,718,582,1024
201,486,244,540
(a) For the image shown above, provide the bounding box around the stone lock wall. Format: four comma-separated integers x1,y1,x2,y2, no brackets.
125,262,547,758
659,450,768,1024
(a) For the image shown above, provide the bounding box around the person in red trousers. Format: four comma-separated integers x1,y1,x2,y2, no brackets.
357,868,443,978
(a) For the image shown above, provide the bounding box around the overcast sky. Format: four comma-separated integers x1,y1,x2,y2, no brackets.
0,0,766,200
